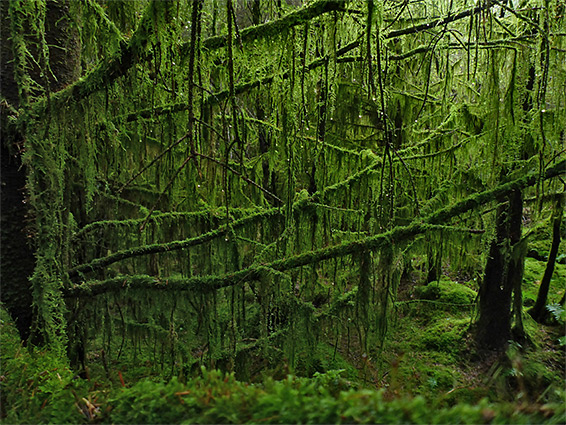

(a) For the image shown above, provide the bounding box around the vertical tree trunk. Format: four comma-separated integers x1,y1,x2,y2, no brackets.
1,0,80,345
529,198,564,322
476,189,523,350
0,143,35,343
1,0,35,343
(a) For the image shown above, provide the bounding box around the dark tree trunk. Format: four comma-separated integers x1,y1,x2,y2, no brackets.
476,189,523,350
0,143,35,342
0,0,80,344
1,0,34,342
529,200,564,323
426,243,440,284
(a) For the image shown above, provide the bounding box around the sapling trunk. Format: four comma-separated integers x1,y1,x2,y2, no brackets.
529,199,564,323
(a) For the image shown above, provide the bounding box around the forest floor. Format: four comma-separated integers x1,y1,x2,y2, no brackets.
339,256,566,404
1,256,564,424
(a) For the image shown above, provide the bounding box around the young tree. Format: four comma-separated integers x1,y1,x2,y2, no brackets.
529,197,565,323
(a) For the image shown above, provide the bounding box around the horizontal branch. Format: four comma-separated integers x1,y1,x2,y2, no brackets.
64,223,452,297
385,1,493,39
122,38,361,123
72,207,261,240
186,0,344,53
65,159,565,297
68,207,283,278
427,159,565,225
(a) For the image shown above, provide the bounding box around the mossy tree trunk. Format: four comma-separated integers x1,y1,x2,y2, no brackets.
0,1,35,343
476,189,524,350
1,0,80,348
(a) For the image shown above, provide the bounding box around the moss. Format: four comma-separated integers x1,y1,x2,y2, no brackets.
0,306,86,424
415,280,477,306
195,0,344,51
297,342,358,381
522,258,566,305
395,350,463,395
505,340,565,402
420,318,469,354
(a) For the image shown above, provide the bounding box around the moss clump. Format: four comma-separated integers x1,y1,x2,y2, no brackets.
420,318,469,354
415,280,477,306
0,306,87,424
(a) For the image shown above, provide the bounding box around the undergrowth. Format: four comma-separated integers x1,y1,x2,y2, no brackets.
2,280,565,425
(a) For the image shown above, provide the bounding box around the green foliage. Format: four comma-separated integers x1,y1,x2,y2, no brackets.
547,304,565,323
3,0,566,422
294,342,358,379
420,318,469,353
0,307,86,424
522,258,566,305
105,368,563,424
546,304,566,346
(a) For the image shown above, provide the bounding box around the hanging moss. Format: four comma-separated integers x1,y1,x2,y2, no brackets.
193,0,344,52
16,0,172,123
6,0,565,387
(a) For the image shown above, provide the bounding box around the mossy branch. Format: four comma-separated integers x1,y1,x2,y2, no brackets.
385,1,494,39
65,224,473,297
18,1,169,119
185,0,345,53
121,38,362,123
72,208,259,240
68,208,283,278
426,160,565,225
66,160,565,297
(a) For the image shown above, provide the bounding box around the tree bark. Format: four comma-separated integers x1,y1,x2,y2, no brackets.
476,189,523,350
0,143,35,342
0,0,33,340
0,0,79,343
